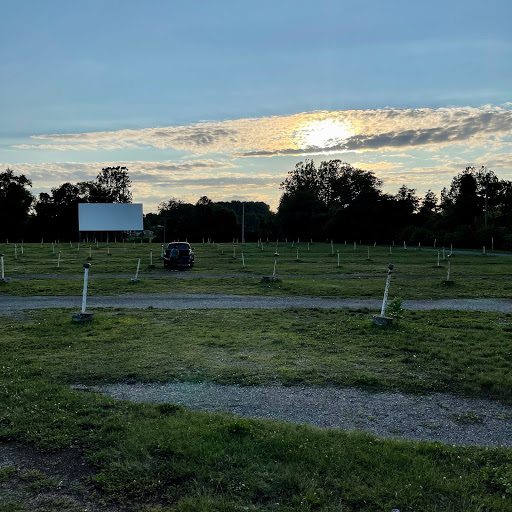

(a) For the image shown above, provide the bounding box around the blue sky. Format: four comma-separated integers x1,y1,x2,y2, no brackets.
1,0,511,211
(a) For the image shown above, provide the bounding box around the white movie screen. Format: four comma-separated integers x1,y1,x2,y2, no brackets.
78,203,143,231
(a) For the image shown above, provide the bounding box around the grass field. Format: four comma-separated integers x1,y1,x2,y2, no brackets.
1,241,511,299
1,308,512,510
1,241,510,276
1,242,512,510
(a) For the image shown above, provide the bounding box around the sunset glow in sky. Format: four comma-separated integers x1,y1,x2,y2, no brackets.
1,1,511,211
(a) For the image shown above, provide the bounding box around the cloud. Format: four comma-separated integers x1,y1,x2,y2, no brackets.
0,159,239,187
353,161,404,171
0,158,282,211
15,105,512,157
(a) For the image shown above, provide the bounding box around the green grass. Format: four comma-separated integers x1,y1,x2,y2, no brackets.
1,241,510,277
2,241,512,511
2,308,512,403
2,308,512,509
1,241,510,300
1,274,512,299
1,375,512,511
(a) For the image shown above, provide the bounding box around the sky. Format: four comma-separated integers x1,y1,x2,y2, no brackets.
1,0,512,212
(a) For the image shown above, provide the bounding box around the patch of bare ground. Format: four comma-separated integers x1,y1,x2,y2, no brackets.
0,442,122,512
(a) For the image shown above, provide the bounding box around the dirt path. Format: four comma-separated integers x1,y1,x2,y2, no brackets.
1,293,511,313
0,443,121,512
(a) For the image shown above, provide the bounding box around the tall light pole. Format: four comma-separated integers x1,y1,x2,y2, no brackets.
484,178,488,228
241,202,245,244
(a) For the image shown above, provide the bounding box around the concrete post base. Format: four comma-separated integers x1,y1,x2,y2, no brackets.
72,312,94,323
371,315,393,327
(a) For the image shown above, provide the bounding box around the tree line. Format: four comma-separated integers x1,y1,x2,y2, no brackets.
2,160,512,249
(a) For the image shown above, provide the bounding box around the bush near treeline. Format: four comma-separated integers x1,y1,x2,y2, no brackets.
2,161,512,249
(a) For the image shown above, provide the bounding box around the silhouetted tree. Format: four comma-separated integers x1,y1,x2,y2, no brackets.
279,159,383,240
34,183,81,240
419,189,438,216
0,168,33,240
77,166,132,203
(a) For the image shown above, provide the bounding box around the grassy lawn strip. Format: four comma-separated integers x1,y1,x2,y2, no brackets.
1,376,511,511
1,275,511,299
1,242,511,277
2,309,512,403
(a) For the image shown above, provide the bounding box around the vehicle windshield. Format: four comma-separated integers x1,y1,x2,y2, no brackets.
167,243,190,251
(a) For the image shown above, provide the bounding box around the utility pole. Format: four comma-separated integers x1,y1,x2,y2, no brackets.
485,179,488,228
242,202,245,244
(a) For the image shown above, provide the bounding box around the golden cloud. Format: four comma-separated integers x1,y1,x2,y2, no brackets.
15,105,512,156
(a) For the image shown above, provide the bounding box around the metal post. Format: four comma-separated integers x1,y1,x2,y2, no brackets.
272,251,279,279
437,249,440,267
380,264,394,316
367,247,370,260
297,248,299,261
57,251,61,268
233,246,236,258
242,251,245,267
337,251,340,267
82,263,90,313
1,254,4,280
150,250,153,265
89,246,92,258
134,258,141,280
446,255,451,281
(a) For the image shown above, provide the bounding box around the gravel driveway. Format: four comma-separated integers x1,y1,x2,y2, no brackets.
83,382,512,448
1,293,512,312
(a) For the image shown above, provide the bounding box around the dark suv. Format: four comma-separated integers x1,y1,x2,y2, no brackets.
163,242,195,269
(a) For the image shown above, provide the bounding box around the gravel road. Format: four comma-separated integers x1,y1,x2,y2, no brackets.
83,382,512,447
1,293,511,313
